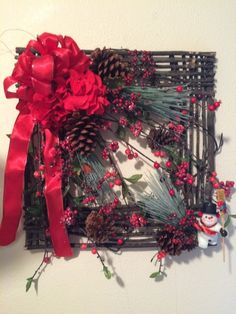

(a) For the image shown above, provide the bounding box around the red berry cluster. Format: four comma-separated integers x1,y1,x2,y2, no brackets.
130,120,143,137
153,150,167,158
33,164,45,180
208,100,221,112
119,116,128,126
168,122,185,142
82,196,97,205
209,171,234,197
156,251,167,260
99,197,120,215
128,50,155,84
175,161,194,186
109,141,119,152
61,207,78,226
111,92,141,114
97,170,119,189
129,212,147,227
125,148,138,160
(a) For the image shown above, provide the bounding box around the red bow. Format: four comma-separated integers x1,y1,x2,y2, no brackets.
0,32,109,256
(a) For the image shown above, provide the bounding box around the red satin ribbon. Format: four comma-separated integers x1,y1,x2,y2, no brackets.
0,113,34,244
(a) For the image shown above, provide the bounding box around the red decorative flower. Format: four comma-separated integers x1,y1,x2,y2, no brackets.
5,32,109,130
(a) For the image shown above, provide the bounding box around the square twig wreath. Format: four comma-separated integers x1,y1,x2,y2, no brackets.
19,48,217,250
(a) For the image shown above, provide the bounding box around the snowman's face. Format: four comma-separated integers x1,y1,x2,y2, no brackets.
202,214,217,227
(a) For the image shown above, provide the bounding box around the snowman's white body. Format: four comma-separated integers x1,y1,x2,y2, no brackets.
197,214,222,249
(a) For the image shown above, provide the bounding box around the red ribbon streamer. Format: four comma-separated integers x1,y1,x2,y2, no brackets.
0,113,34,245
0,32,108,257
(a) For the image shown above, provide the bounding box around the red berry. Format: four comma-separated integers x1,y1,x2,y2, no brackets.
214,101,221,109
33,171,41,178
125,148,131,155
211,171,217,177
190,96,197,104
160,151,166,158
109,182,114,188
153,162,160,169
114,179,122,186
117,238,124,245
81,243,87,250
133,152,138,158
43,257,51,264
176,85,183,93
208,104,215,111
39,164,45,171
165,160,172,168
128,154,134,160
213,182,220,189
187,178,194,185
91,247,97,254
35,191,41,197
153,151,161,157
169,189,175,197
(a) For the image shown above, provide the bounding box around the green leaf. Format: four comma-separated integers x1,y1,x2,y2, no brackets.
149,272,160,278
230,214,236,219
103,266,112,279
116,125,126,141
6,134,11,139
26,278,33,292
124,174,142,184
224,215,231,228
27,206,41,216
122,181,129,199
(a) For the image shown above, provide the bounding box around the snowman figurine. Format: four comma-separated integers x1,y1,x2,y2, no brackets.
196,202,227,249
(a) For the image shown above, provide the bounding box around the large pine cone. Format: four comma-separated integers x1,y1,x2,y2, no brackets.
90,48,127,80
156,225,197,256
85,211,116,243
147,127,175,150
64,113,99,156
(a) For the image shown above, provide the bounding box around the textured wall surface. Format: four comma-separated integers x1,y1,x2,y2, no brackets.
0,1,236,313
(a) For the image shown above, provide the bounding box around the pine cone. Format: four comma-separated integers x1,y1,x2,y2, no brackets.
85,211,116,243
64,113,99,156
90,48,127,80
147,127,175,150
156,225,197,256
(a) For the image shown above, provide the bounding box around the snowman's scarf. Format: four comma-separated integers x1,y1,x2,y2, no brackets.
193,221,218,236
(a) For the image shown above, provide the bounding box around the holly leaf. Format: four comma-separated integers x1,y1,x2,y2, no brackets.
124,174,142,184
224,215,231,228
103,266,112,279
26,277,33,292
116,126,126,141
122,181,129,199
149,272,160,278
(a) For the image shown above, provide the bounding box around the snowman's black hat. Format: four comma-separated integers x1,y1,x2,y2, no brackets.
201,202,217,215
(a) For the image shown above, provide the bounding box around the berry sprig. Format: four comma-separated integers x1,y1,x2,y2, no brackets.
208,100,221,112
208,171,235,198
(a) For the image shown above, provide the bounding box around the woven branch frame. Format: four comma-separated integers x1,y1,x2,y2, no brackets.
17,48,217,250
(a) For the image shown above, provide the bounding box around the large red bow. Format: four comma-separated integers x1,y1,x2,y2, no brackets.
0,32,109,256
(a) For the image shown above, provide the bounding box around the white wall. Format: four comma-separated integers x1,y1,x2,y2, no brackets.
0,1,236,313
